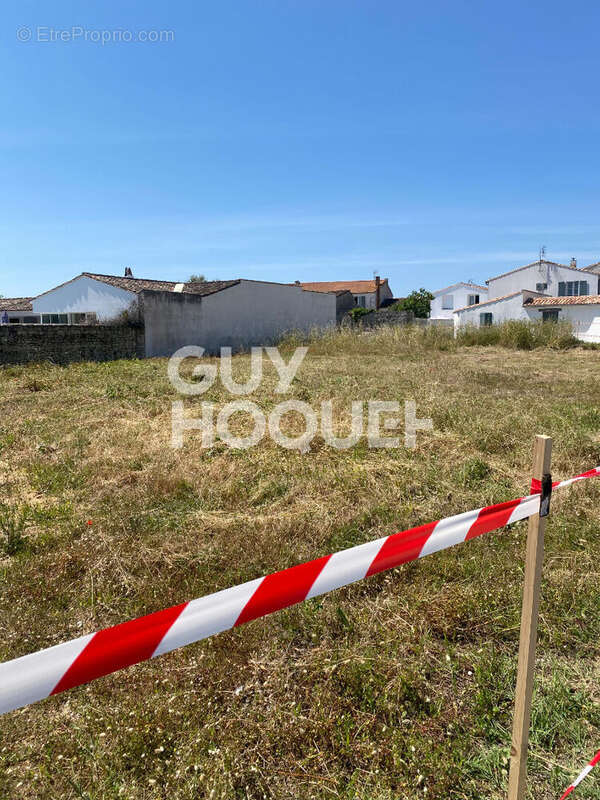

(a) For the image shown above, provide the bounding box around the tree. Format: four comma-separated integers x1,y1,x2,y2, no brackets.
188,274,207,283
397,288,434,318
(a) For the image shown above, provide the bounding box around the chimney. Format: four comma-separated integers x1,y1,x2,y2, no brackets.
124,267,133,277
570,258,577,268
375,275,381,310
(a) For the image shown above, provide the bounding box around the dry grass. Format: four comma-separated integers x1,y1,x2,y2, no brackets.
0,326,599,799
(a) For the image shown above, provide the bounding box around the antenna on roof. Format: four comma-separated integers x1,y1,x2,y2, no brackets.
539,245,546,263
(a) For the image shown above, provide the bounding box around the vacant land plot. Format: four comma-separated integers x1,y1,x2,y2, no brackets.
0,327,599,799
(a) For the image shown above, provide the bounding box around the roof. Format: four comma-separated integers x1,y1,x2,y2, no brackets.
432,281,487,295
35,273,240,300
582,262,600,273
82,273,240,296
486,259,583,284
454,291,523,313
526,295,600,307
0,297,33,311
299,279,389,294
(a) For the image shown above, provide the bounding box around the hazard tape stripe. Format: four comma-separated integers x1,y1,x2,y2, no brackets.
559,749,600,799
0,464,598,716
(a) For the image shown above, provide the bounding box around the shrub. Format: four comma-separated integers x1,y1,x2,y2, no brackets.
395,288,434,318
456,320,578,350
348,307,373,321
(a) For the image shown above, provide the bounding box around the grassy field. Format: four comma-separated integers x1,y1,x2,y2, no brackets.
0,325,599,800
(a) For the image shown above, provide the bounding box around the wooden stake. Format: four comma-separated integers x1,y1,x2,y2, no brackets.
507,434,553,800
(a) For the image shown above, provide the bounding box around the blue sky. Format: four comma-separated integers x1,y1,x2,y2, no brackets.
3,0,600,299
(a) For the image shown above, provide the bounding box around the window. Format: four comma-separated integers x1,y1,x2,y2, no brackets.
542,309,559,322
441,294,454,309
23,317,40,324
480,312,493,326
42,314,69,324
558,280,589,297
354,295,366,308
467,294,480,306
536,282,548,292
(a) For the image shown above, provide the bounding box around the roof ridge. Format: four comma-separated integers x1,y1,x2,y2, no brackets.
486,259,580,283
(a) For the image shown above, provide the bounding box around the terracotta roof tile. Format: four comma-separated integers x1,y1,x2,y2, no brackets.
82,273,240,296
0,297,34,311
299,279,388,294
526,295,600,306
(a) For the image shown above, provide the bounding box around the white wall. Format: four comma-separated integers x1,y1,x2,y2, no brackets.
453,292,535,330
552,306,600,342
430,284,488,320
33,276,136,321
583,271,600,292
488,262,591,299
141,281,337,357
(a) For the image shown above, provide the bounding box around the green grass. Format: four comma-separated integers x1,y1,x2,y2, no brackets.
0,327,599,799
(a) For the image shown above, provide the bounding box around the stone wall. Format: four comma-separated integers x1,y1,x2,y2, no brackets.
343,311,455,329
344,309,415,328
0,324,145,367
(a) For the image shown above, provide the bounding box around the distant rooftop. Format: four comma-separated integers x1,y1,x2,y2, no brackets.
486,258,600,284
33,273,241,300
299,279,389,294
432,281,487,295
526,295,600,307
0,297,33,312
81,273,240,296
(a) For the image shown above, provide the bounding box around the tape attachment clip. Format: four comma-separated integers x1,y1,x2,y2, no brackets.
539,473,552,518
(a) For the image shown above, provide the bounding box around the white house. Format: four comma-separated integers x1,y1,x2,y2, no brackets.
32,273,241,322
430,282,488,320
524,295,600,341
453,259,600,342
29,272,339,356
486,259,592,299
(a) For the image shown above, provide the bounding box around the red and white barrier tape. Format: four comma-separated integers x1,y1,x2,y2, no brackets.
0,464,598,716
559,749,600,799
